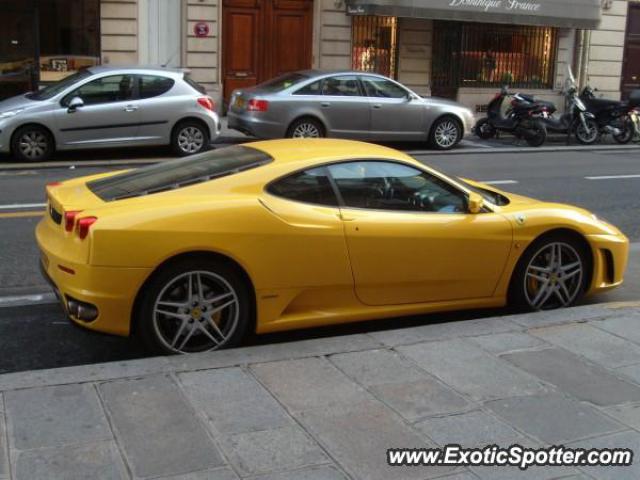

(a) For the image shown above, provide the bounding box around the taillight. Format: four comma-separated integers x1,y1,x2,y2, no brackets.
76,216,97,240
247,99,269,112
64,210,82,232
197,96,215,111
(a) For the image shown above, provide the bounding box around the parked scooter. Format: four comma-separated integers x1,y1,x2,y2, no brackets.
474,87,548,147
579,86,640,144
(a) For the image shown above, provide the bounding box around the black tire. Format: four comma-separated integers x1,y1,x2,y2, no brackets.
574,118,599,145
474,117,496,140
137,257,252,355
171,120,210,157
430,116,462,150
524,121,547,147
613,115,634,144
509,233,589,313
286,117,325,138
11,125,54,162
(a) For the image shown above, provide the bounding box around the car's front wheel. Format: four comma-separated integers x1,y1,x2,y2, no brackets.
11,125,54,162
430,116,462,150
138,258,252,354
172,121,209,156
509,234,588,312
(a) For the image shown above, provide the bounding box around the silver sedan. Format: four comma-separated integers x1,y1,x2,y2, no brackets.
0,66,220,162
228,70,475,150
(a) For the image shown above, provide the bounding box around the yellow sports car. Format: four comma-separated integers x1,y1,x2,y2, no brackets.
37,139,628,354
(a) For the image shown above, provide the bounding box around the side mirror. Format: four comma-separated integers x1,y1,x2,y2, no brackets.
67,96,84,113
467,191,484,214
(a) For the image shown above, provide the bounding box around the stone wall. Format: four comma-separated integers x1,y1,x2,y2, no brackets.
101,0,138,65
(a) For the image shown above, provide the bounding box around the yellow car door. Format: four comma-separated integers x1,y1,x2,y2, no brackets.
328,160,513,306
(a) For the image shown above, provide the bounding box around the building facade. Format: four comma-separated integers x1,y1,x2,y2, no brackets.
0,0,638,114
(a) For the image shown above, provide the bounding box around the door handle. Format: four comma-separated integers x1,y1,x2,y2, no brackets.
372,103,382,109
321,102,330,107
124,105,138,112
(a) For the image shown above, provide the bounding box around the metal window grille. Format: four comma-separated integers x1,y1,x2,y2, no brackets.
433,21,558,91
352,16,398,78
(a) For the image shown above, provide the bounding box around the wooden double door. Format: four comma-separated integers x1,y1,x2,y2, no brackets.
222,0,313,106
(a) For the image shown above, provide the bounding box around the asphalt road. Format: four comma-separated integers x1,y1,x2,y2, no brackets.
0,147,639,373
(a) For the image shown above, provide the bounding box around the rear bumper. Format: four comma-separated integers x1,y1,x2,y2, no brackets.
585,233,629,295
36,220,151,336
227,111,286,139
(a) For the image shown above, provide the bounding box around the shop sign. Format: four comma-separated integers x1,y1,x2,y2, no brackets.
194,22,210,38
448,0,541,12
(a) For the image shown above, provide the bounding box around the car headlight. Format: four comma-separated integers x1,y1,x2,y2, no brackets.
0,109,24,119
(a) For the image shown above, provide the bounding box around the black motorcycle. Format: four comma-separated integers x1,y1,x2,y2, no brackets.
474,87,548,147
580,86,640,144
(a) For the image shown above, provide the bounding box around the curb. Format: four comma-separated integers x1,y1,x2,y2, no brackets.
1,143,639,170
0,292,57,308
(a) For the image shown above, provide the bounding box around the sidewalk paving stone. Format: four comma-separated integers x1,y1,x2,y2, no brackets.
178,368,293,435
250,357,370,412
3,384,111,450
601,403,640,431
590,312,640,345
530,323,640,369
467,332,547,355
220,426,328,477
568,430,640,480
330,350,470,420
438,473,479,480
614,363,640,384
501,348,640,406
0,395,8,480
247,465,348,480
153,468,239,480
505,305,610,328
298,400,456,480
99,375,224,479
413,410,530,448
485,393,624,444
470,464,581,480
398,339,546,401
13,440,127,480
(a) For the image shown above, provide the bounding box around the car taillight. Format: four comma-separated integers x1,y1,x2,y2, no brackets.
247,99,269,112
76,216,97,240
197,96,215,111
64,210,82,232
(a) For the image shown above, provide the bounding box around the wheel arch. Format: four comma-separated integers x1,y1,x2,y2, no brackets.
10,122,57,154
130,250,257,336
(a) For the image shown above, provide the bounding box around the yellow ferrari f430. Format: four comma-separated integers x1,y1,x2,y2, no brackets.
37,139,628,354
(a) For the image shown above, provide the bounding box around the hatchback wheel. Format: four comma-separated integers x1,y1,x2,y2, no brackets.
430,117,461,150
138,258,251,354
510,235,588,312
287,118,325,138
172,121,209,156
11,125,54,162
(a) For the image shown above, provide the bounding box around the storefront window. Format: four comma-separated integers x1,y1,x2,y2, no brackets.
433,21,558,93
352,16,398,78
38,0,100,83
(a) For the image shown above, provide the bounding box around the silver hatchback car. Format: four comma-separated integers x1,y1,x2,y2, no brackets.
228,70,475,150
0,66,220,162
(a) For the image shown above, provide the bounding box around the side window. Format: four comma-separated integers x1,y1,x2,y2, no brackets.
321,75,362,97
361,77,409,99
267,167,338,206
293,80,322,96
64,75,134,106
139,75,175,99
328,161,466,213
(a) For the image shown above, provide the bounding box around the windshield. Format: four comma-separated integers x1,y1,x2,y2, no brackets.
256,72,309,92
87,145,273,201
27,70,93,101
457,178,510,206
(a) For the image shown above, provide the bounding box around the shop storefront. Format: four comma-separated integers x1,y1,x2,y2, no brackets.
0,0,100,100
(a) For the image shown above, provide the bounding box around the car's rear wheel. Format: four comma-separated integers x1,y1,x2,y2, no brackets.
430,116,462,150
286,118,325,138
11,125,54,162
138,258,251,354
172,121,209,156
509,234,588,312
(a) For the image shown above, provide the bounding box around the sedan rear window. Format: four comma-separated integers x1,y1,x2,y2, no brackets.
257,73,309,92
87,145,272,201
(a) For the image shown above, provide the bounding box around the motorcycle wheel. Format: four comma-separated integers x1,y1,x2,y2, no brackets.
525,121,547,147
474,118,496,139
575,118,599,145
613,116,634,144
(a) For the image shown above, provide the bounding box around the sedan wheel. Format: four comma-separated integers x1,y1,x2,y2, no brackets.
287,118,325,138
430,117,461,150
139,259,251,354
511,237,586,312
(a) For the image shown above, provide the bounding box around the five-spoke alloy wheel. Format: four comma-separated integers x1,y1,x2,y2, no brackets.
139,258,251,354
